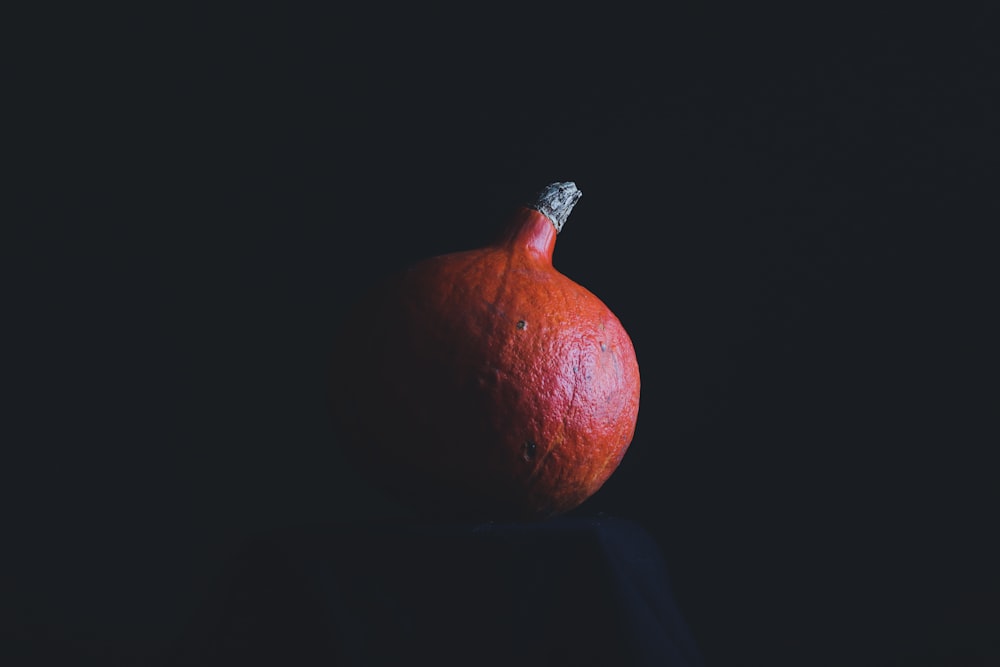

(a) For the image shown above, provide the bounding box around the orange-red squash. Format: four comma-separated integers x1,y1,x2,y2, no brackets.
330,182,640,520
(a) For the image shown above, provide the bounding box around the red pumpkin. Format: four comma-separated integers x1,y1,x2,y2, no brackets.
330,182,640,520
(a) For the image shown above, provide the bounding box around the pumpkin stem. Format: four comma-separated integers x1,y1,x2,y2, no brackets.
529,182,581,234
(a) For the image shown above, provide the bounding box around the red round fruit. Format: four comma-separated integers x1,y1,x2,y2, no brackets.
330,182,640,520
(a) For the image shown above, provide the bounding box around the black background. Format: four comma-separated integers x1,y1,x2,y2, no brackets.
7,4,998,665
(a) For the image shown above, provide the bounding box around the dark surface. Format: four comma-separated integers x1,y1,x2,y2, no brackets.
174,517,702,666
6,5,998,666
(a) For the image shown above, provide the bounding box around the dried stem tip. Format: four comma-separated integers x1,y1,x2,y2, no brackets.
529,182,582,233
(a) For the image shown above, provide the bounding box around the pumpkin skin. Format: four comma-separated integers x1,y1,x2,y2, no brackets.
330,183,640,521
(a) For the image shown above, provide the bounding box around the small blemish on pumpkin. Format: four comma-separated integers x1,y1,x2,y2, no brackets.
522,440,537,462
516,320,527,330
